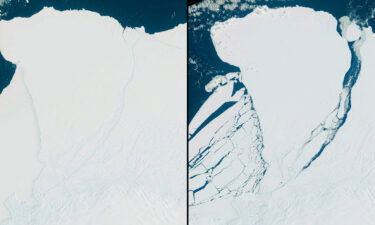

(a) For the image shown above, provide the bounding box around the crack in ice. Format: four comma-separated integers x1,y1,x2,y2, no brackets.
285,28,366,178
189,80,267,206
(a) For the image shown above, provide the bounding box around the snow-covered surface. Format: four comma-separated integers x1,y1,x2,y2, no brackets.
211,5,351,189
190,6,375,225
0,7,186,225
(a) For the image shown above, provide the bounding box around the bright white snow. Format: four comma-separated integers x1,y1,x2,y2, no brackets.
0,7,186,225
190,6,375,225
211,6,350,189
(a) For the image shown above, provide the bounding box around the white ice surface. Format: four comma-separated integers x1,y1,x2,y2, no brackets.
211,6,350,188
0,8,186,225
190,6,375,225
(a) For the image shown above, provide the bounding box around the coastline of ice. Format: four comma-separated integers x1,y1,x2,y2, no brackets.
0,7,186,225
190,6,375,225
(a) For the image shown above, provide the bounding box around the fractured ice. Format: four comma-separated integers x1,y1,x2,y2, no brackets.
189,72,267,205
190,6,375,225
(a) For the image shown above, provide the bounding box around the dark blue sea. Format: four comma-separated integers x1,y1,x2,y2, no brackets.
0,0,186,94
188,0,375,122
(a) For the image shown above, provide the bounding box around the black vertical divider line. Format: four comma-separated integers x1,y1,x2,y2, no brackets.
187,1,203,223
186,0,190,224
187,1,203,222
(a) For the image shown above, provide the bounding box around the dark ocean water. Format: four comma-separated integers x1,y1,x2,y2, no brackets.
188,0,373,195
0,51,16,94
0,0,186,94
0,0,185,33
188,0,375,122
